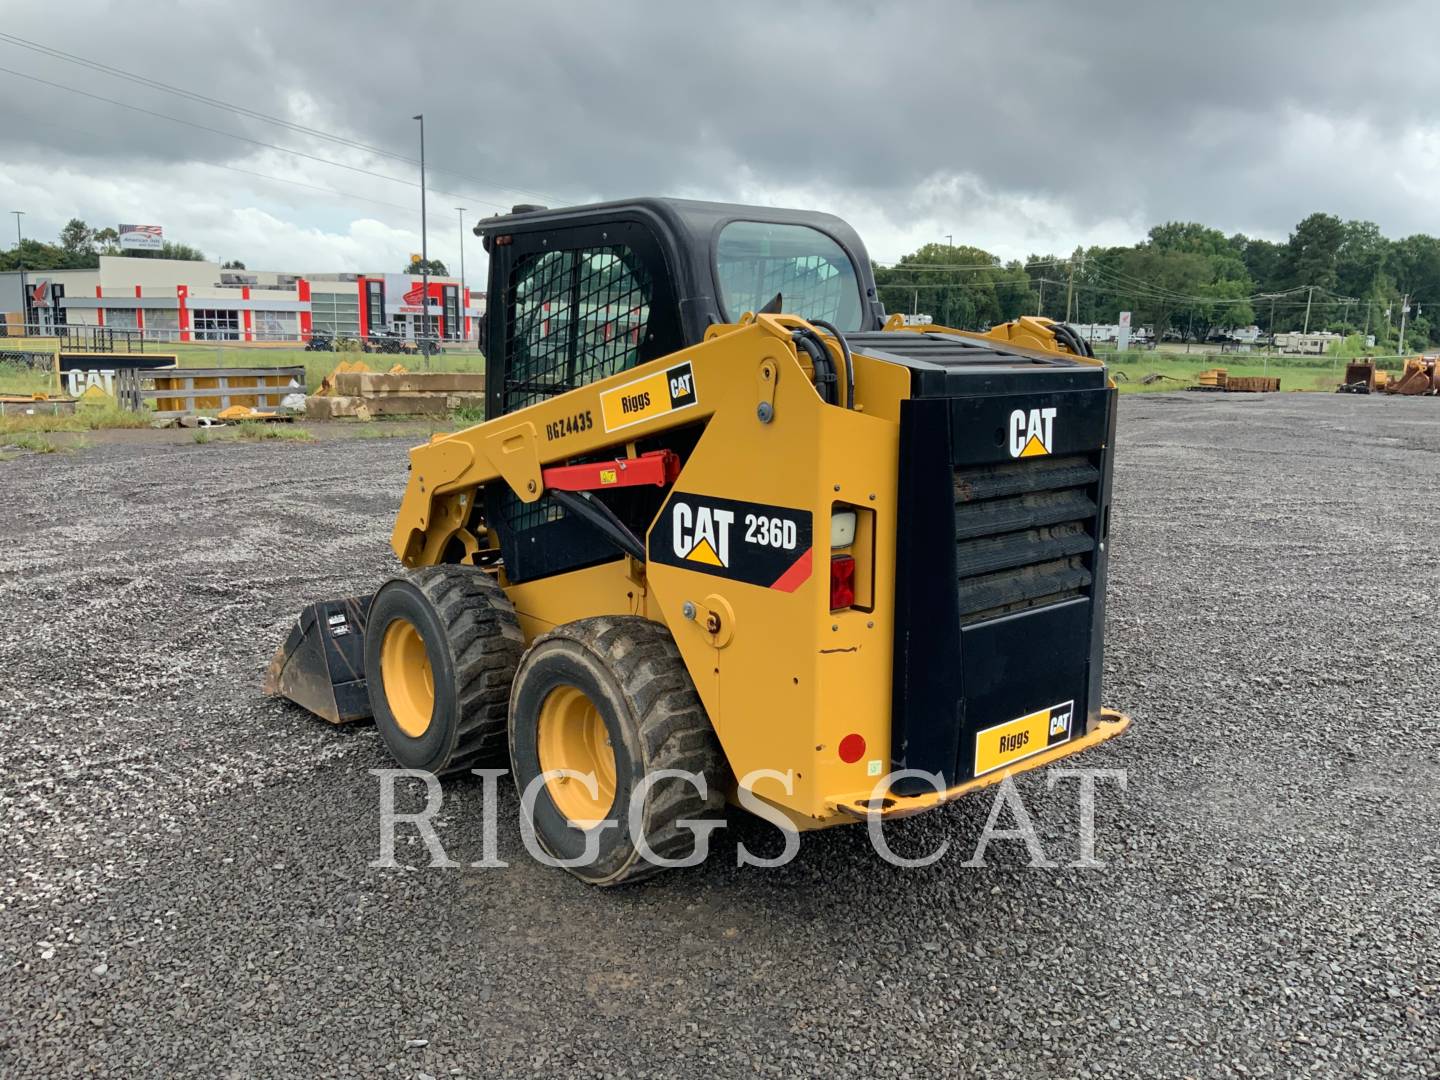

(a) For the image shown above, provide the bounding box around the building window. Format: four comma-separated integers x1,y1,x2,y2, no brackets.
106,308,138,329
146,309,179,342
254,310,299,342
192,309,240,341
310,292,360,339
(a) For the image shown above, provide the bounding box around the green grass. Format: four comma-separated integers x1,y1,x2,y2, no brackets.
0,431,65,455
451,404,486,425
233,421,315,442
1099,348,1384,394
0,403,152,434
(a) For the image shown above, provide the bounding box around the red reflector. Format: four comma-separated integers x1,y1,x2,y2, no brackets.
839,733,866,764
829,554,856,611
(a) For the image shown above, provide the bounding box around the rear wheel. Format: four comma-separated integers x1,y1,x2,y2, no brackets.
509,617,724,885
365,566,523,774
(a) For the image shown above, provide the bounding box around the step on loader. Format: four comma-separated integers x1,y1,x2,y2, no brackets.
266,198,1131,884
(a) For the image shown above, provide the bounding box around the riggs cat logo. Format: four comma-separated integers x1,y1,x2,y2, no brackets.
1008,406,1057,458
600,361,698,432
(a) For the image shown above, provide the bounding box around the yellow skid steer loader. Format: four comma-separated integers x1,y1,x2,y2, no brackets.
267,198,1130,884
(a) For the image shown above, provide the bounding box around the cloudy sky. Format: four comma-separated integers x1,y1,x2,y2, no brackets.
1,1,1437,278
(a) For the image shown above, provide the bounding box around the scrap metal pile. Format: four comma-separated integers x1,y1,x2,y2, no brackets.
1337,358,1438,395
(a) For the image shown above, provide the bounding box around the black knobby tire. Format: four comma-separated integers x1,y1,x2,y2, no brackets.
508,617,725,886
365,565,524,774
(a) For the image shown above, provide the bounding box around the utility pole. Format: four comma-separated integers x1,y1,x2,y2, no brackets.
413,113,429,362
1362,299,1371,343
1397,293,1410,357
1302,285,1314,334
11,210,25,334
454,206,467,343
1036,278,1045,317
1065,251,1080,323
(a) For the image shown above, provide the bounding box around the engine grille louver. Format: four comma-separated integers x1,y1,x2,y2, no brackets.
953,455,1099,624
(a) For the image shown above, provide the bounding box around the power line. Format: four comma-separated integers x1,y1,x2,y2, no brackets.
1,109,419,216
0,63,513,212
0,31,557,206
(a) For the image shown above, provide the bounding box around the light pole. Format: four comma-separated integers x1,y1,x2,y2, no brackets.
11,210,25,334
412,113,429,359
455,206,466,343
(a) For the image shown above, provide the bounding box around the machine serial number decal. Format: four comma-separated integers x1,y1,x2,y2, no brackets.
545,409,594,441
973,699,1074,777
649,493,812,591
599,361,697,432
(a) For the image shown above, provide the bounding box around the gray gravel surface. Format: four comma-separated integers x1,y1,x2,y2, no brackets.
1,393,1437,1078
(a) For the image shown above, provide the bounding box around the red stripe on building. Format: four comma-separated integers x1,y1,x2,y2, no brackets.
134,285,145,334
95,284,105,327
357,276,369,341
298,278,312,341
177,284,190,342
242,286,253,342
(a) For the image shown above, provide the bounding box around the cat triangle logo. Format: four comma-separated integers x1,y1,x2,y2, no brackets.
1008,406,1057,458
686,537,724,565
671,502,733,568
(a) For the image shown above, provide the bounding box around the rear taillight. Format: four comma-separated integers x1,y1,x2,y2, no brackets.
829,554,856,611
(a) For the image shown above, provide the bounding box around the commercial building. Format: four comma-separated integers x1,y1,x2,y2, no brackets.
0,256,484,344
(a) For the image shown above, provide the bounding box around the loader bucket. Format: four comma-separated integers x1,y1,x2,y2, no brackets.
264,595,373,723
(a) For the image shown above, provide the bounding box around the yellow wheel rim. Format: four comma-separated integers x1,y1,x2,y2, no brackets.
536,686,617,827
380,618,435,738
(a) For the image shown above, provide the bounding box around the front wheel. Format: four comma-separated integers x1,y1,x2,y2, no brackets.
508,617,724,885
364,566,523,774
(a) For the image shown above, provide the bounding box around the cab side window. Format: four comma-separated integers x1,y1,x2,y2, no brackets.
503,245,653,413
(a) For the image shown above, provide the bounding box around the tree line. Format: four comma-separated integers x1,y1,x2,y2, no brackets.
874,212,1439,348
0,218,208,272
0,217,449,277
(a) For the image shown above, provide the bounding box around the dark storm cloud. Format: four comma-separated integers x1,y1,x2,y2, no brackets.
2,0,1438,245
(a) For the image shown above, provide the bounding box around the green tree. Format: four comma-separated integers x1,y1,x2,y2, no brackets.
1335,220,1388,300
59,217,96,257
874,243,1034,327
1118,246,1212,342
1284,212,1345,292
222,259,247,270
405,257,448,276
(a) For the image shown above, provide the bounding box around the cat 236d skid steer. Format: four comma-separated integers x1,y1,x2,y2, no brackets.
266,198,1131,884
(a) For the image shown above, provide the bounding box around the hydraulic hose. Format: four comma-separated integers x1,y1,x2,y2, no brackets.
550,490,646,562
792,330,838,406
809,318,856,409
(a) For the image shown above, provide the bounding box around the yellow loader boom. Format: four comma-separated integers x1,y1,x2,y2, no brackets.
267,198,1129,882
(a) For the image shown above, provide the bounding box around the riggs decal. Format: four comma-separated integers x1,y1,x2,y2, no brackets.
600,361,698,432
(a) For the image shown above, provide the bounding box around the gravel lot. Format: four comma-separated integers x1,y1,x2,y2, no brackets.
2,393,1437,1077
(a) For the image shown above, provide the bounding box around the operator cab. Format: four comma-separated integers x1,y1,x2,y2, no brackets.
475,198,885,419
